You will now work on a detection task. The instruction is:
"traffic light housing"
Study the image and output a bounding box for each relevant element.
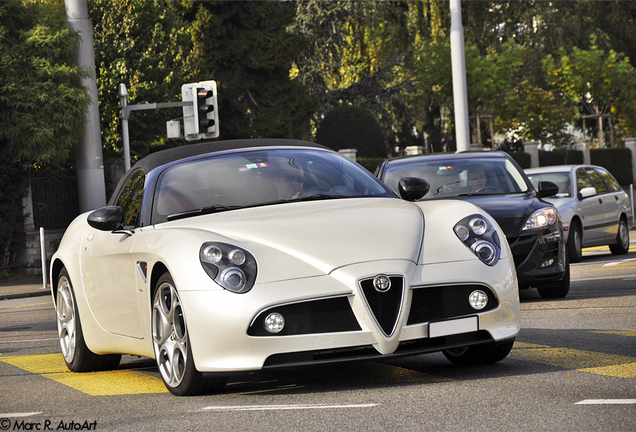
[181,80,219,140]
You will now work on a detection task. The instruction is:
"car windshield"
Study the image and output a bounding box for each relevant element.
[382,157,529,199]
[152,148,394,223]
[526,172,572,198]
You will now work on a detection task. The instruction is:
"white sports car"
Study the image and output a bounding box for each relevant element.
[51,139,520,396]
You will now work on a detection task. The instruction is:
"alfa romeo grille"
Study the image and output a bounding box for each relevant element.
[359,276,404,336]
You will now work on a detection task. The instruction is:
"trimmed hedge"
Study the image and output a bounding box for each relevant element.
[356,157,385,174]
[539,150,584,166]
[591,148,633,185]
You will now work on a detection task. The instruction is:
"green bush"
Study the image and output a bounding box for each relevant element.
[356,157,386,174]
[539,150,583,166]
[506,152,532,169]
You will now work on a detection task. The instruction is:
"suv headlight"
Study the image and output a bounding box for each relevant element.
[200,242,257,293]
[454,214,501,266]
[522,207,557,231]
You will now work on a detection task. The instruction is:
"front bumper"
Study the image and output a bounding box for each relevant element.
[508,226,567,287]
[181,257,520,373]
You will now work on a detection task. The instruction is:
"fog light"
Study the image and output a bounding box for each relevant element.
[264,313,285,333]
[469,290,488,310]
[541,258,555,268]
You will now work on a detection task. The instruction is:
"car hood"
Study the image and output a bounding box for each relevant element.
[158,198,425,283]
[450,194,546,236]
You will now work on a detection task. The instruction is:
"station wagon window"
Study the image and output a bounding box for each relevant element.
[585,167,608,193]
[575,168,593,192]
[595,167,621,192]
[115,169,145,227]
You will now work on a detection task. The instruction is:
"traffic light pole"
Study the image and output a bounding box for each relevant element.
[118,83,193,172]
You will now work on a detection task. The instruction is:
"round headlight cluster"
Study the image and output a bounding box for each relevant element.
[200,242,257,293]
[454,214,501,266]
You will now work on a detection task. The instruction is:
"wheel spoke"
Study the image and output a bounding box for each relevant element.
[56,277,76,363]
[153,279,189,389]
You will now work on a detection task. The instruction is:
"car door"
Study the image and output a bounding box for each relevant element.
[79,169,146,338]
[593,167,622,240]
[576,167,607,246]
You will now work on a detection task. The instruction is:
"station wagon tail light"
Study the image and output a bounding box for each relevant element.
[522,207,557,231]
[200,242,257,293]
[454,215,501,266]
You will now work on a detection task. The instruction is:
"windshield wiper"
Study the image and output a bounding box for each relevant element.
[167,204,241,221]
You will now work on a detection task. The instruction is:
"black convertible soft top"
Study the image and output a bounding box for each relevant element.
[132,139,330,173]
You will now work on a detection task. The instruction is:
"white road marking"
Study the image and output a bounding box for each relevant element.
[575,399,636,405]
[198,403,379,412]
[0,412,42,418]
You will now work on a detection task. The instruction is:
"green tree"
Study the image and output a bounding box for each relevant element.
[183,1,315,140]
[543,37,636,138]
[0,0,90,164]
[89,0,192,161]
[0,0,88,270]
[315,105,386,157]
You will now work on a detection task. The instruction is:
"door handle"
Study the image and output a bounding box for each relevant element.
[598,198,603,205]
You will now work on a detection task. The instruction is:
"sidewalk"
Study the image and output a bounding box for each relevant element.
[0,276,51,301]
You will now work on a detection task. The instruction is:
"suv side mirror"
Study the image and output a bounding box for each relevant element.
[398,177,430,201]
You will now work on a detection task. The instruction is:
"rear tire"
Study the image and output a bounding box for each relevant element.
[443,339,515,366]
[609,218,629,255]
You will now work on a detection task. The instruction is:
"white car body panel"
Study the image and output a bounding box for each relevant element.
[52,198,519,370]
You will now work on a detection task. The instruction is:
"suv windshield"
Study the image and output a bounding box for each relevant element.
[152,148,394,224]
[383,157,529,199]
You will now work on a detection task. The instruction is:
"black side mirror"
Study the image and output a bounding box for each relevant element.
[398,177,430,201]
[87,206,125,231]
[537,181,559,198]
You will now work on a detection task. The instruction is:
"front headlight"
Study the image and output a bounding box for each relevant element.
[522,207,557,231]
[454,214,501,266]
[200,242,257,293]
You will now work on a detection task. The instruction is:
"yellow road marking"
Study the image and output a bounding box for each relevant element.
[592,330,636,337]
[0,353,168,395]
[510,343,636,378]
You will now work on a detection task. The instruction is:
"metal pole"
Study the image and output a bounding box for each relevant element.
[450,0,470,152]
[118,84,131,172]
[39,227,47,290]
[65,0,107,211]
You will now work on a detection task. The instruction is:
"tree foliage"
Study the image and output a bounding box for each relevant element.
[315,105,386,157]
[0,0,89,165]
[182,1,315,140]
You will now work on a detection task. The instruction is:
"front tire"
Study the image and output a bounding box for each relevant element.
[609,218,629,255]
[567,221,582,263]
[152,273,226,396]
[443,339,515,366]
[55,268,121,372]
[537,257,570,299]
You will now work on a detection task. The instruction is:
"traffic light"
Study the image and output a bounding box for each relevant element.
[181,80,219,140]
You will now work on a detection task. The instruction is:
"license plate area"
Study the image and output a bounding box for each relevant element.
[429,316,478,338]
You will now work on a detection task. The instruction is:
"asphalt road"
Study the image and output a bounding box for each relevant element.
[0,242,634,431]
